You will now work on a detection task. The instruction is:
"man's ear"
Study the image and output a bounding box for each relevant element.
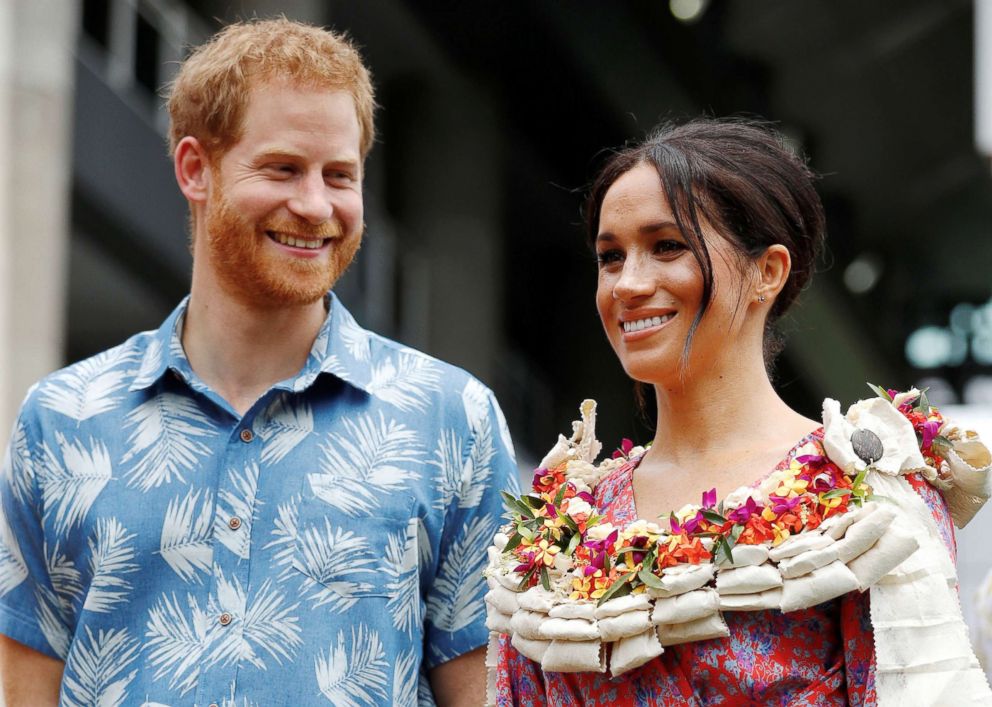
[755,244,791,302]
[174,136,211,204]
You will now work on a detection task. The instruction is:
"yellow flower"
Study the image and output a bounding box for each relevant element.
[570,570,610,600]
[772,525,791,546]
[818,492,844,510]
[775,473,809,498]
[533,539,560,567]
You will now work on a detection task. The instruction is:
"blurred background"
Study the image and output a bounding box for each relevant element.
[1,0,991,676]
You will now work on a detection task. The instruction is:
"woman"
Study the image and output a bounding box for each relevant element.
[489,118,991,705]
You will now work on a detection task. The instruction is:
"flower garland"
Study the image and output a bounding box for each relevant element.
[498,386,944,605]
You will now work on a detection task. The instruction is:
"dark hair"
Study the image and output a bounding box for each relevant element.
[585,116,826,367]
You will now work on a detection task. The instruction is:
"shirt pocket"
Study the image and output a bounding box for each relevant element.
[291,488,419,604]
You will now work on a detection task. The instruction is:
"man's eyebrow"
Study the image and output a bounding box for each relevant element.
[252,149,359,167]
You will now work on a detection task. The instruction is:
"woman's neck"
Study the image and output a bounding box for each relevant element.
[649,359,816,467]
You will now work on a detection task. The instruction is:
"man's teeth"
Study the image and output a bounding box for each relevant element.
[272,233,325,249]
[622,314,674,333]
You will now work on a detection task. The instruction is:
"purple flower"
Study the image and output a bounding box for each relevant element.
[612,438,635,459]
[531,469,548,487]
[809,471,835,493]
[701,488,717,509]
[584,530,618,552]
[544,502,558,518]
[727,497,758,523]
[921,420,941,450]
[577,491,595,503]
[768,494,801,514]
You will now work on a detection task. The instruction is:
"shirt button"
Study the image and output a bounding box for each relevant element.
[239,428,254,443]
[228,516,242,530]
[218,612,233,626]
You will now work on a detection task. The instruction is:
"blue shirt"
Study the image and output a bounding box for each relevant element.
[0,293,518,706]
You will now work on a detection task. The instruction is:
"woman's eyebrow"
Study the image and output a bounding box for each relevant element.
[639,220,678,234]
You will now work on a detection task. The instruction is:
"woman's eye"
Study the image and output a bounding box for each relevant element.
[596,250,623,267]
[655,239,686,256]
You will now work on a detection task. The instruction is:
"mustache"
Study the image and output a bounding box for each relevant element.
[260,217,344,239]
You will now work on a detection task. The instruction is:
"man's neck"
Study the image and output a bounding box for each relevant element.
[182,280,328,417]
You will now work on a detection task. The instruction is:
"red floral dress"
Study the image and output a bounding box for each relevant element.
[495,429,956,706]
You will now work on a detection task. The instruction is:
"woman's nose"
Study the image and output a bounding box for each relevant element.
[612,256,657,302]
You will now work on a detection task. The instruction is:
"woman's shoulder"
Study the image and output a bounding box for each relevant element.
[821,385,991,528]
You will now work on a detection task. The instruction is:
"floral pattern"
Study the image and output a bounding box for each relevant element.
[0,293,519,706]
[495,429,955,706]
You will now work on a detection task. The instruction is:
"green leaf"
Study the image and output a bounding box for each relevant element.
[637,567,665,589]
[821,488,853,500]
[603,552,611,574]
[523,494,547,509]
[713,537,732,566]
[553,484,568,506]
[867,382,893,401]
[509,499,536,520]
[516,524,535,541]
[540,566,551,591]
[852,467,868,490]
[596,572,634,605]
[701,510,727,525]
[517,566,536,591]
[729,524,744,543]
[917,389,930,412]
[931,435,953,455]
[565,532,582,556]
[503,532,523,553]
[561,515,579,533]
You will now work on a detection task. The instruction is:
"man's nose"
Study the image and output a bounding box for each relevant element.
[287,172,333,224]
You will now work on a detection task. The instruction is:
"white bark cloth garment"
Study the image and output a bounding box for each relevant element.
[484,393,992,703]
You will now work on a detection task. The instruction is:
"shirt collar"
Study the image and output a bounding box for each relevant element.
[128,292,375,395]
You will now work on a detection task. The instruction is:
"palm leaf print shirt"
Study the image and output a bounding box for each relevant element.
[0,292,519,706]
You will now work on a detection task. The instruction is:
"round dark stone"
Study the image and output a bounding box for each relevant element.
[851,428,884,465]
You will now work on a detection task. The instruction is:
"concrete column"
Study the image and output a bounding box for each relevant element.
[0,0,77,439]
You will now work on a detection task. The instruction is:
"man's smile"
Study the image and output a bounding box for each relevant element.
[266,231,332,250]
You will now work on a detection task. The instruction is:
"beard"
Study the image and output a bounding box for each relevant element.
[203,186,361,309]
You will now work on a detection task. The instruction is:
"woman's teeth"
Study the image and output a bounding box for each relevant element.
[271,232,325,249]
[622,313,674,333]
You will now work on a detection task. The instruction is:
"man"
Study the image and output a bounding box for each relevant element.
[0,18,517,706]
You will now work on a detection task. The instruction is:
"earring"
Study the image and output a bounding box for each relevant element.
[758,294,767,303]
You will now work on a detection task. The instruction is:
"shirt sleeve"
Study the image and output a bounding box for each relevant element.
[0,408,71,660]
[423,381,520,668]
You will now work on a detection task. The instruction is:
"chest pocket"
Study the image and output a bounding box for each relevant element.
[292,474,419,606]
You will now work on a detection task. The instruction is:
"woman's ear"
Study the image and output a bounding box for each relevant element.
[755,244,791,303]
[174,136,211,204]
